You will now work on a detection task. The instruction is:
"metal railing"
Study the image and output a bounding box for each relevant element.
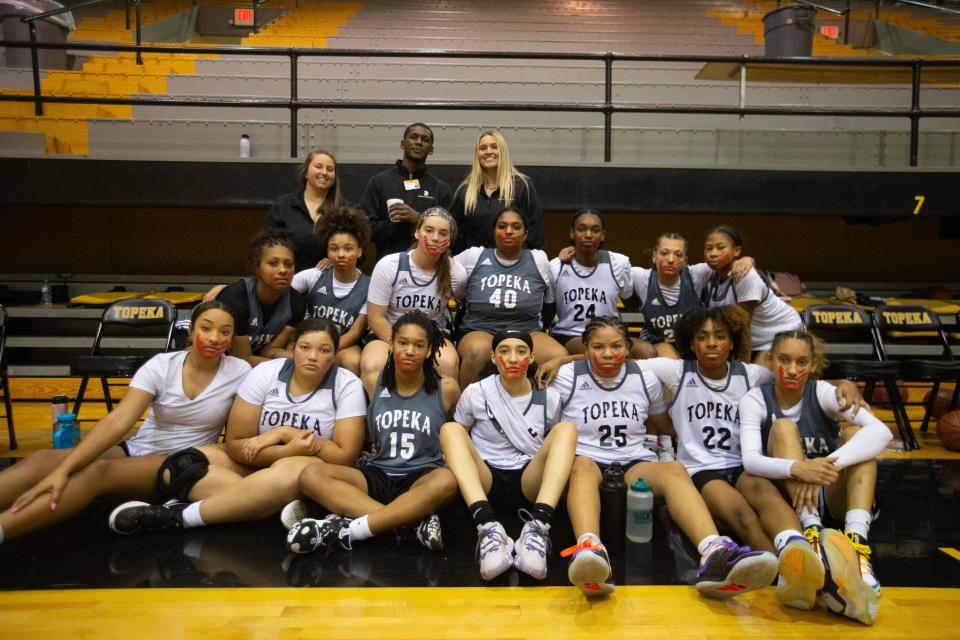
[1,40,959,165]
[777,0,960,44]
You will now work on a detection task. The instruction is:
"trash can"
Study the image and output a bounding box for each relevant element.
[763,4,816,57]
[0,0,75,69]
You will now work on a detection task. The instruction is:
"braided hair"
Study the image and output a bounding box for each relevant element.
[381,311,444,394]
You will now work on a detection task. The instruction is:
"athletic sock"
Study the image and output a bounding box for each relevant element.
[348,515,373,542]
[844,509,872,540]
[530,502,555,526]
[798,506,822,530]
[180,502,205,529]
[697,534,721,556]
[468,500,497,527]
[774,529,804,553]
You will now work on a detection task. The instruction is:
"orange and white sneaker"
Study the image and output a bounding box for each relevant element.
[561,534,615,597]
[776,535,825,610]
[845,531,881,596]
[819,528,879,626]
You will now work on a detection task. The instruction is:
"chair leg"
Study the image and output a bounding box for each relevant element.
[100,377,114,412]
[920,381,940,433]
[863,380,876,403]
[72,375,90,418]
[884,378,918,451]
[949,383,960,414]
[1,374,14,450]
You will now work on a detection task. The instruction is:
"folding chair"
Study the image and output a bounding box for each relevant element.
[873,304,960,439]
[801,303,913,449]
[0,305,16,450]
[71,298,177,419]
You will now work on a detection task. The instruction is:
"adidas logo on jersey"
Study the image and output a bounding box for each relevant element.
[650,298,661,306]
[250,318,258,327]
[686,378,698,388]
[267,388,280,397]
[578,380,592,391]
[481,258,493,266]
[318,286,327,295]
[379,388,391,398]
[397,276,410,286]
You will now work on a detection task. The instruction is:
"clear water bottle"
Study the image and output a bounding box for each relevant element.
[40,281,53,305]
[51,395,69,433]
[626,478,654,543]
[599,462,627,553]
[53,412,80,449]
[240,134,251,158]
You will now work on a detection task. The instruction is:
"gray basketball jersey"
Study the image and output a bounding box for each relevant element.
[559,359,657,465]
[307,268,370,335]
[759,381,839,458]
[643,267,703,343]
[244,277,292,354]
[553,250,621,337]
[463,248,546,333]
[667,359,750,474]
[366,374,447,475]
[391,252,447,326]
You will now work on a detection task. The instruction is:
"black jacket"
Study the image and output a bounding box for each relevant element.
[262,190,357,272]
[449,175,544,254]
[360,160,453,258]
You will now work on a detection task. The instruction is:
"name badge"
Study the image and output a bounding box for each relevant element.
[404,179,421,191]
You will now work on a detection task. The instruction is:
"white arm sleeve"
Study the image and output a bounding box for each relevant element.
[739,389,795,479]
[611,252,634,300]
[367,254,400,307]
[816,381,893,469]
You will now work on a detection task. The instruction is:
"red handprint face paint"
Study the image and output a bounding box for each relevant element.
[499,354,530,379]
[194,333,229,359]
[773,337,814,392]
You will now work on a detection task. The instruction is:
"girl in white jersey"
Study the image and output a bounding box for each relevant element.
[0,302,250,543]
[739,331,889,625]
[291,207,372,376]
[455,208,567,388]
[287,311,460,557]
[362,207,466,381]
[702,225,802,359]
[106,318,367,536]
[441,329,577,581]
[550,316,777,599]
[549,209,654,360]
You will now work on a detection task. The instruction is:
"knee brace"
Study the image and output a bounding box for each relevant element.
[156,448,210,502]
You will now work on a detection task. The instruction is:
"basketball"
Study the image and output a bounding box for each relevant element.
[923,385,955,419]
[936,410,960,451]
[869,383,907,405]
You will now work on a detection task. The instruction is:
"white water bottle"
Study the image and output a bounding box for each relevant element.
[240,134,251,158]
[626,478,653,543]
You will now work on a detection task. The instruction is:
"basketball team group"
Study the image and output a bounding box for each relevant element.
[0,124,889,626]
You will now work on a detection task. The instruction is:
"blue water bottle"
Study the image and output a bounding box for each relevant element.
[53,412,80,449]
[626,478,654,543]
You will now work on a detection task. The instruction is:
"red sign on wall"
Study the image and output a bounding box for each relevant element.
[235,8,254,27]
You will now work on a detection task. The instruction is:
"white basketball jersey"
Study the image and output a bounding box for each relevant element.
[668,360,750,474]
[559,359,658,465]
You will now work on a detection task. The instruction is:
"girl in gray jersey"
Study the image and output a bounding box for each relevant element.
[455,208,567,388]
[441,329,578,581]
[288,311,461,556]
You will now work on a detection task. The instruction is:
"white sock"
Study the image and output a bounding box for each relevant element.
[844,509,872,540]
[0,521,5,545]
[578,531,601,545]
[180,502,205,529]
[798,506,822,530]
[697,534,721,555]
[348,515,373,542]
[774,529,804,553]
[658,435,674,451]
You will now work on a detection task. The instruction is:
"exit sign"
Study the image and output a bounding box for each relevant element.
[820,25,839,39]
[235,8,254,26]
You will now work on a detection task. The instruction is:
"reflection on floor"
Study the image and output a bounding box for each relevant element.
[1,459,958,591]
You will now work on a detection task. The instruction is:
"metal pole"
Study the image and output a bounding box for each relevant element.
[739,62,747,120]
[253,0,259,35]
[135,0,142,65]
[843,1,851,45]
[124,0,130,30]
[290,52,299,158]
[27,21,43,116]
[603,53,612,162]
[875,0,880,19]
[909,62,921,167]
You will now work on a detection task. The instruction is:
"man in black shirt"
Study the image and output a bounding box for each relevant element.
[360,123,453,259]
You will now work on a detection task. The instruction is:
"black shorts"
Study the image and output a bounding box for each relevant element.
[550,331,581,346]
[118,442,132,456]
[486,463,533,511]
[596,457,656,475]
[691,466,744,492]
[360,464,435,504]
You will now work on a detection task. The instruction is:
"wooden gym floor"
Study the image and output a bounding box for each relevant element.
[1,379,959,639]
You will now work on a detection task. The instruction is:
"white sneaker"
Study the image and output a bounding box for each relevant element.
[513,509,551,580]
[562,534,615,597]
[476,521,514,580]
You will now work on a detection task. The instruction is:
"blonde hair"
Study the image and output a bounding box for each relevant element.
[458,130,529,215]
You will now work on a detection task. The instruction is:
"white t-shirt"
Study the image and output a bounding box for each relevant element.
[705,268,802,350]
[367,251,467,327]
[631,262,713,305]
[292,268,369,316]
[456,247,555,303]
[739,380,892,479]
[454,379,562,470]
[125,351,251,457]
[237,358,367,438]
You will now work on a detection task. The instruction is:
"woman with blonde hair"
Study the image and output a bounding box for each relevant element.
[450,130,544,254]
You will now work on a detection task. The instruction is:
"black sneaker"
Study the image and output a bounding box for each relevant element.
[108,500,187,535]
[286,514,352,556]
[695,537,779,599]
[415,514,443,551]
